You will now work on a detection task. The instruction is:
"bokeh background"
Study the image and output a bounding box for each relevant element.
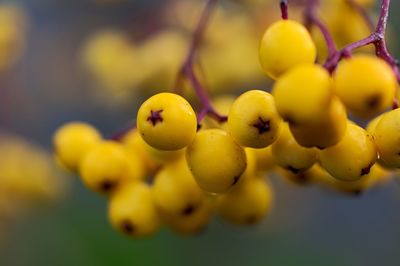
[0,0,400,265]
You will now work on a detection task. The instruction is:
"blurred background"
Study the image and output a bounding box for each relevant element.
[0,0,400,265]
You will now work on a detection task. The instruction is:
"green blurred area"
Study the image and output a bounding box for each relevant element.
[1,1,400,266]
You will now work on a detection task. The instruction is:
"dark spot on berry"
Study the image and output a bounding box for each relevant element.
[294,172,310,184]
[182,204,196,216]
[360,162,374,176]
[316,146,325,150]
[287,166,301,174]
[252,117,271,134]
[121,220,136,234]
[232,175,241,186]
[351,189,363,196]
[147,109,164,126]
[100,180,116,192]
[246,215,258,225]
[366,94,381,109]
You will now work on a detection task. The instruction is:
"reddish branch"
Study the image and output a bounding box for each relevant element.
[176,0,227,126]
[280,0,289,20]
[303,0,399,83]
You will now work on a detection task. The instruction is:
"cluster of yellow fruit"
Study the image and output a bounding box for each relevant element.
[53,118,274,237]
[54,0,398,238]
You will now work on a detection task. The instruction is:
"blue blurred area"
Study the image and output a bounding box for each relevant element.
[0,1,400,266]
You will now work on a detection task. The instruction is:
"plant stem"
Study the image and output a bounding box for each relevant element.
[280,0,289,20]
[323,0,399,83]
[177,0,227,126]
[304,0,337,60]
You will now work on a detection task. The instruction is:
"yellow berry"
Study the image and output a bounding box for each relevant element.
[251,146,275,173]
[79,141,129,194]
[152,158,204,216]
[53,122,102,171]
[320,123,377,181]
[137,93,197,151]
[161,198,212,236]
[228,90,282,148]
[289,96,347,149]
[273,64,333,125]
[217,177,273,225]
[124,149,146,182]
[373,109,400,168]
[366,114,383,134]
[271,123,318,173]
[108,182,160,237]
[259,20,317,79]
[333,55,397,118]
[186,129,247,194]
[121,129,161,176]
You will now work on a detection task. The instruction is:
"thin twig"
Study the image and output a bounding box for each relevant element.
[176,0,227,126]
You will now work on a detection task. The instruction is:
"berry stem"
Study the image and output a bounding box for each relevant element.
[323,0,400,83]
[304,0,337,59]
[175,0,227,126]
[280,0,289,20]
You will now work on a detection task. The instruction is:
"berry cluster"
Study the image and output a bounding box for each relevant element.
[54,0,399,238]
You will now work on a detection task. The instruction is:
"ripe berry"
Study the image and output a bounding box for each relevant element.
[271,123,318,173]
[289,96,347,149]
[228,90,281,148]
[333,55,397,118]
[53,122,102,171]
[272,64,333,125]
[217,177,273,225]
[79,141,129,195]
[251,146,275,173]
[320,123,377,181]
[108,182,160,237]
[186,129,247,194]
[259,20,316,79]
[372,109,400,168]
[137,93,197,151]
[161,198,212,236]
[152,158,204,216]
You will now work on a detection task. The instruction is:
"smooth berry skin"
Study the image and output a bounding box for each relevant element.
[228,90,282,148]
[251,146,276,173]
[289,96,347,149]
[137,93,197,151]
[53,122,102,171]
[273,64,333,125]
[333,55,397,118]
[320,123,377,182]
[259,20,316,79]
[186,129,247,194]
[217,177,273,226]
[108,182,160,238]
[79,141,129,195]
[372,109,400,168]
[152,158,204,217]
[271,123,318,173]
